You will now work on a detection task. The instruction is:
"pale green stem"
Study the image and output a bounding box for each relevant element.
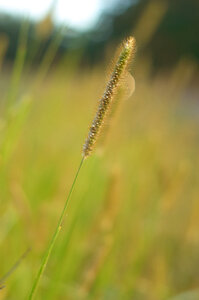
[29,157,84,299]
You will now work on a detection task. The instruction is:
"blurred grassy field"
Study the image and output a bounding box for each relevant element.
[1,10,199,300]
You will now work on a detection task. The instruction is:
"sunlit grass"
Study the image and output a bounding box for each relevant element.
[0,14,199,300]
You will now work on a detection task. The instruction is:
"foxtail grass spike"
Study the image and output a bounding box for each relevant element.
[82,36,136,158]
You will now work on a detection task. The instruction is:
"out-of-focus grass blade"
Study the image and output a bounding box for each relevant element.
[1,94,32,163]
[32,26,66,87]
[0,248,30,289]
[133,0,168,48]
[6,19,29,110]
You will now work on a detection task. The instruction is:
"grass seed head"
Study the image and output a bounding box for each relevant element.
[83,36,136,158]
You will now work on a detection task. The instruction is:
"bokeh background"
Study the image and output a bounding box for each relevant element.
[0,0,199,299]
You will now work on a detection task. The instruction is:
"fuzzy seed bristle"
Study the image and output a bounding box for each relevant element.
[83,36,136,158]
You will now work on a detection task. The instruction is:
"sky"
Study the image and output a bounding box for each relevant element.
[0,0,111,30]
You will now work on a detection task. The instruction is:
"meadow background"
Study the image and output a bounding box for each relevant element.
[0,0,199,299]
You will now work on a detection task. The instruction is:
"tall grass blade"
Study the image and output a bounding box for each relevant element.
[29,157,84,299]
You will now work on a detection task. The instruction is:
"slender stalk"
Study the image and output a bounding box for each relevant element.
[29,157,84,299]
[29,36,135,299]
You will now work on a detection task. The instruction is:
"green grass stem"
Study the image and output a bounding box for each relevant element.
[29,157,84,299]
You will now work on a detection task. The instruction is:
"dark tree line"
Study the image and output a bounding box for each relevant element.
[0,0,198,71]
